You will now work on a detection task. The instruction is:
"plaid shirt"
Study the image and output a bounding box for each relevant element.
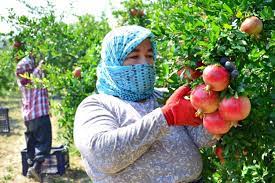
[16,56,50,121]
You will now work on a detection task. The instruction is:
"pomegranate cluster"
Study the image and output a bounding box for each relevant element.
[190,64,251,139]
[177,16,261,139]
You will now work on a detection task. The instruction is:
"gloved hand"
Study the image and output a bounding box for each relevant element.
[161,85,202,126]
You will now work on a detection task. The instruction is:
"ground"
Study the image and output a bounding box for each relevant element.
[0,92,92,183]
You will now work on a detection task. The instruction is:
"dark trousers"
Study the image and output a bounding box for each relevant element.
[24,115,52,165]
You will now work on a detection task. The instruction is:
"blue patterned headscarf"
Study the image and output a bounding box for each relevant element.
[96,25,157,101]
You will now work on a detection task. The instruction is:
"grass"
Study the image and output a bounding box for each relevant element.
[0,91,92,183]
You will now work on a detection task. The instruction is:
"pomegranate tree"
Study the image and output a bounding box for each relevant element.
[240,16,263,36]
[219,96,251,125]
[190,84,220,117]
[116,1,273,182]
[202,64,230,91]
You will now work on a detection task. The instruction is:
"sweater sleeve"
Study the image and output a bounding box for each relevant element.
[185,125,217,148]
[33,67,44,79]
[74,96,170,174]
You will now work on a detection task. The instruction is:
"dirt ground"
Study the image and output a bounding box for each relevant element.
[0,92,92,183]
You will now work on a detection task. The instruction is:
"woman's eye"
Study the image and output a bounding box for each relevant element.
[130,56,139,59]
[147,55,153,58]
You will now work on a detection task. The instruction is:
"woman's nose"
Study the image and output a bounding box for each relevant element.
[138,57,147,64]
[137,56,151,64]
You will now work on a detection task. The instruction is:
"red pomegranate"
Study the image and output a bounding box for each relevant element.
[130,9,144,17]
[203,64,230,91]
[13,41,22,48]
[73,67,82,78]
[130,9,138,16]
[190,84,220,117]
[240,16,263,35]
[219,96,251,122]
[203,111,232,135]
[215,146,225,164]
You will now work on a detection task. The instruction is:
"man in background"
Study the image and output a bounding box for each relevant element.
[16,51,52,181]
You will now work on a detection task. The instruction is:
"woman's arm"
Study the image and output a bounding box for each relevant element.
[74,96,169,174]
[185,125,217,148]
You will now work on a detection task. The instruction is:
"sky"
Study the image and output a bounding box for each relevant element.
[0,0,123,33]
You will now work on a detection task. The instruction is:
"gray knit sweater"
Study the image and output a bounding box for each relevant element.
[74,90,216,183]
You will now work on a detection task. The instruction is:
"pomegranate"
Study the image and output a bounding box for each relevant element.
[203,111,232,135]
[219,96,251,122]
[13,41,22,48]
[215,146,225,164]
[130,9,144,17]
[203,64,230,91]
[240,16,263,36]
[73,67,81,78]
[177,67,202,81]
[138,10,145,16]
[190,84,220,117]
[130,9,138,16]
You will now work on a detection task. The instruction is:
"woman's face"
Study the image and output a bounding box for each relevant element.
[123,39,154,66]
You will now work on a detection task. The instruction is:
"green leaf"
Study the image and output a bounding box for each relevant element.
[239,40,247,46]
[223,23,232,29]
[237,84,245,93]
[223,4,233,15]
[270,55,275,64]
[249,49,266,60]
[232,45,246,53]
[236,10,243,18]
[269,31,275,47]
[260,6,274,19]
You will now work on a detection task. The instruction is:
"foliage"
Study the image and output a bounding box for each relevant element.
[0,44,18,95]
[114,0,274,182]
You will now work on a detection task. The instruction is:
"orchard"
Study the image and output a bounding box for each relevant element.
[0,0,274,182]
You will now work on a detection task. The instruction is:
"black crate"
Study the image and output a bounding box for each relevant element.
[21,145,69,176]
[0,107,10,133]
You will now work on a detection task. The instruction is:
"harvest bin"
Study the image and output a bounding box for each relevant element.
[0,107,10,133]
[21,145,69,176]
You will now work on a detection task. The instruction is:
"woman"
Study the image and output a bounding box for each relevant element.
[74,25,216,183]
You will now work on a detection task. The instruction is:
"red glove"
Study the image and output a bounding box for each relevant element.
[161,85,202,126]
